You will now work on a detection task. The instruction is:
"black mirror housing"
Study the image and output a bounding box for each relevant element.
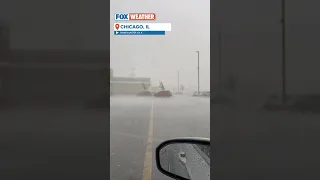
[155,137,210,180]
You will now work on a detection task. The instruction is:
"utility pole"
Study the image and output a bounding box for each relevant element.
[177,70,180,92]
[218,31,222,86]
[196,51,200,95]
[281,0,287,105]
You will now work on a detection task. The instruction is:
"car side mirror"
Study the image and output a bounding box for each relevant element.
[155,138,210,180]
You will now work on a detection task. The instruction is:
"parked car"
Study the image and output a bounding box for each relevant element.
[154,90,172,97]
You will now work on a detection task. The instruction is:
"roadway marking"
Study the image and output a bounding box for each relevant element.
[142,99,155,180]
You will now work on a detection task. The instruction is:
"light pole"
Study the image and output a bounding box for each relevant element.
[177,70,180,92]
[281,0,287,105]
[196,51,200,95]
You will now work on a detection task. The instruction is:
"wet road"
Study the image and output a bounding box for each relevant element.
[110,95,210,180]
[0,95,209,180]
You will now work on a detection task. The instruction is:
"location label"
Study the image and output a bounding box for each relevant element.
[115,24,120,30]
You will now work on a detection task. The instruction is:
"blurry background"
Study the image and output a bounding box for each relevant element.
[110,0,210,93]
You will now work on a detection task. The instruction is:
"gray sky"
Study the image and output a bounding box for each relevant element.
[110,0,210,91]
[2,0,320,94]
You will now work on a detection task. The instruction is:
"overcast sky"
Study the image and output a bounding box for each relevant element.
[2,0,320,93]
[110,0,210,91]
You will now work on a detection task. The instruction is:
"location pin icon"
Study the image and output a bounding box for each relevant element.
[115,24,120,30]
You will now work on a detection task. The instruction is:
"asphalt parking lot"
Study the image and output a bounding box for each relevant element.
[110,95,210,180]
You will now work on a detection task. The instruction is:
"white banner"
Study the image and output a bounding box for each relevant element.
[114,23,171,31]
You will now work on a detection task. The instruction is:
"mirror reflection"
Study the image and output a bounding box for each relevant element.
[159,143,210,180]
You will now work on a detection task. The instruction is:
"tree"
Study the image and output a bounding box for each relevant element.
[159,81,165,91]
[180,84,184,92]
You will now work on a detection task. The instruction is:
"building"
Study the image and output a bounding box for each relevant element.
[110,69,151,95]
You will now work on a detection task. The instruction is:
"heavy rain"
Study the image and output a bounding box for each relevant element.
[110,0,210,179]
[2,0,320,180]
